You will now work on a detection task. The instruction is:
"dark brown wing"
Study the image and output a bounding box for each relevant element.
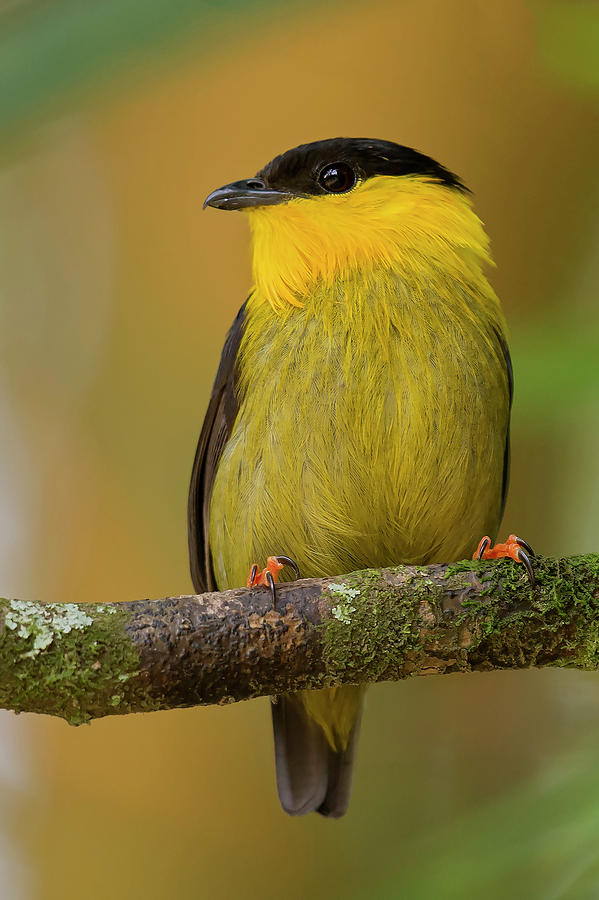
[187,303,246,592]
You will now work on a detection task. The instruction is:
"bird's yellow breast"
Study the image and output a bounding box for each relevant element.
[208,260,509,589]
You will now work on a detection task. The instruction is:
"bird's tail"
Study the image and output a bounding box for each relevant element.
[271,685,364,817]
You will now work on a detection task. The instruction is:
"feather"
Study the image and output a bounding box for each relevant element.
[318,712,362,818]
[271,691,363,818]
[271,696,328,816]
[188,302,246,592]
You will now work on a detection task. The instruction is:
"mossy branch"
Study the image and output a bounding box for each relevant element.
[2,554,599,725]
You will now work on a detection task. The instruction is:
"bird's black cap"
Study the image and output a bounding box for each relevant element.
[204,137,467,210]
[259,137,467,195]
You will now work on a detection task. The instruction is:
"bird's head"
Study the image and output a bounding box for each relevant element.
[204,138,491,311]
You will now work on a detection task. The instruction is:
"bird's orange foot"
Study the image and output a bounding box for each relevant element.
[246,555,300,608]
[473,534,536,586]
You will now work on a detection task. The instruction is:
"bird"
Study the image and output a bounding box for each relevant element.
[188,137,518,818]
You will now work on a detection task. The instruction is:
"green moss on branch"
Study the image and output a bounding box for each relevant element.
[323,569,426,681]
[0,599,142,724]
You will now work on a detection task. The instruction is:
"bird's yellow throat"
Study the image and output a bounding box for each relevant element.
[246,174,495,313]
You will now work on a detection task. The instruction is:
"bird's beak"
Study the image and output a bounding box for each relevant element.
[203,178,294,211]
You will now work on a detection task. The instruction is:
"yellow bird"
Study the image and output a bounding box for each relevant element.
[188,138,515,817]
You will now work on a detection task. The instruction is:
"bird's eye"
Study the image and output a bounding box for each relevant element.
[317,162,356,194]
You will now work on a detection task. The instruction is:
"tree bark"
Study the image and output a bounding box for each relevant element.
[1,554,599,724]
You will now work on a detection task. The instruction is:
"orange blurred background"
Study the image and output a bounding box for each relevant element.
[1,1,598,897]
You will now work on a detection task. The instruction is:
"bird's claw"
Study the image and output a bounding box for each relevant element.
[272,555,301,580]
[247,555,301,608]
[473,533,536,587]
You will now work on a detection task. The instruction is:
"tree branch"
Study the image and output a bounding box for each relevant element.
[1,554,599,724]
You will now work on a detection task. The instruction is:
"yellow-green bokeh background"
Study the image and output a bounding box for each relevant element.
[1,1,598,897]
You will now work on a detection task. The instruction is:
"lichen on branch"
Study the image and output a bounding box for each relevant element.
[0,598,141,724]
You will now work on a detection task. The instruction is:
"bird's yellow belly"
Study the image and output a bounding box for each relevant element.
[209,273,509,589]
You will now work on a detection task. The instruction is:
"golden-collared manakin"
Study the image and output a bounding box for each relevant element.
[188,138,512,817]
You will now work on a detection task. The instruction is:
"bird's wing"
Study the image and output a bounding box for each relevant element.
[187,302,246,592]
[494,326,513,524]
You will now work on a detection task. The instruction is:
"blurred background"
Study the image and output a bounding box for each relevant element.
[0,0,598,897]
